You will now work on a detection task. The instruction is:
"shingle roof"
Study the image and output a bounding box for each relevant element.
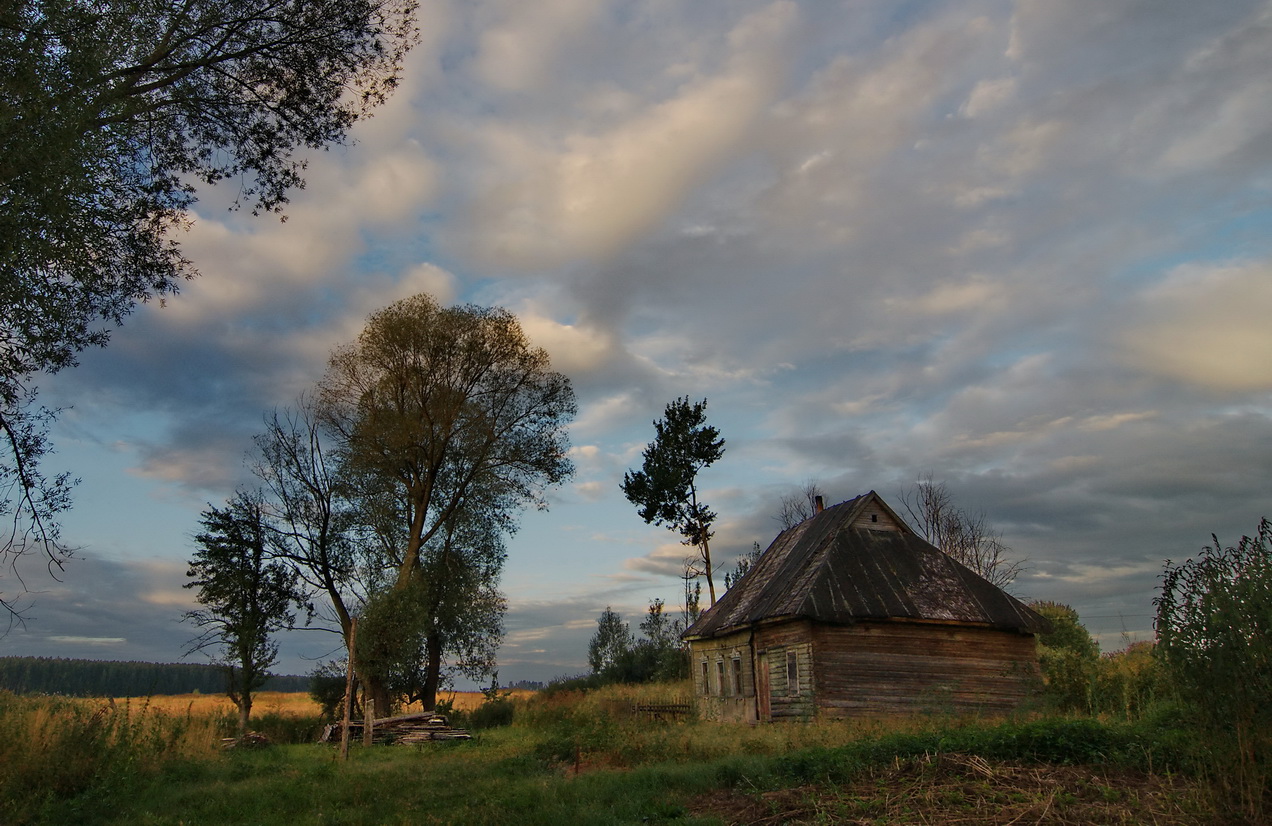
[683,491,1048,640]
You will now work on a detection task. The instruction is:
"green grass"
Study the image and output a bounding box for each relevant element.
[0,687,1223,825]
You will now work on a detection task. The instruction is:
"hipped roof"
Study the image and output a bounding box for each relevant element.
[683,492,1048,640]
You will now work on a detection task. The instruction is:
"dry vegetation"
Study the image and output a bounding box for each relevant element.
[124,690,528,718]
[689,754,1210,825]
[0,683,1231,825]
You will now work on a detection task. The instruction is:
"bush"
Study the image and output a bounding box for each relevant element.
[1092,641,1162,720]
[469,696,515,729]
[1030,601,1099,713]
[1156,520,1272,820]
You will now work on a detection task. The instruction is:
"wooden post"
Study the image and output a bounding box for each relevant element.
[340,618,357,761]
[363,698,374,747]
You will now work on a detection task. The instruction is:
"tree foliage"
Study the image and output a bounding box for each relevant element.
[1155,520,1272,818]
[312,294,575,711]
[586,600,687,685]
[899,473,1023,589]
[724,542,762,591]
[182,493,306,734]
[0,656,307,696]
[1030,600,1099,713]
[621,397,725,604]
[0,0,417,611]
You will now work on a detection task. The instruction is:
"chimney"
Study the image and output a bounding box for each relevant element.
[814,495,825,514]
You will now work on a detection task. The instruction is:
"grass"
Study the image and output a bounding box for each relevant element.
[0,685,1228,825]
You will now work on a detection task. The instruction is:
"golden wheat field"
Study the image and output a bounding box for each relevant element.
[115,690,533,717]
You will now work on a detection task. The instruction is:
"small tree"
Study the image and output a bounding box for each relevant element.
[184,494,305,735]
[1156,520,1272,819]
[899,473,1023,589]
[724,543,763,591]
[775,481,825,530]
[587,607,633,680]
[1030,600,1099,713]
[621,397,726,604]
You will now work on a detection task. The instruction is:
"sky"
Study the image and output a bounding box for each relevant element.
[5,0,1272,688]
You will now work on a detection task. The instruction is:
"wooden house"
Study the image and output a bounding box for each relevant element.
[682,491,1048,722]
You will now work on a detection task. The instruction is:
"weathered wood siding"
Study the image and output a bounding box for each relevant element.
[810,621,1039,717]
[690,630,756,723]
[851,507,902,531]
[754,621,815,722]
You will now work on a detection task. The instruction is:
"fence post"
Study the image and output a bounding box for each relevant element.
[340,618,357,761]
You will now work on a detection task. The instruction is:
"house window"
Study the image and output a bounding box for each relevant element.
[731,657,743,696]
[700,660,709,694]
[717,660,727,696]
[786,650,799,696]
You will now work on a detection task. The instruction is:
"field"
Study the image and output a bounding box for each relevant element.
[123,690,526,717]
[0,684,1230,825]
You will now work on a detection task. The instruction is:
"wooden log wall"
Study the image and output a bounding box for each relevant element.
[689,629,757,723]
[755,621,815,721]
[810,621,1040,717]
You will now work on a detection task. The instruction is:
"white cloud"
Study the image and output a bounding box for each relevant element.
[466,2,797,267]
[474,0,605,92]
[1122,259,1272,391]
[960,76,1017,119]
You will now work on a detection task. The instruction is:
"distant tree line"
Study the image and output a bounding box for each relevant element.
[0,657,307,697]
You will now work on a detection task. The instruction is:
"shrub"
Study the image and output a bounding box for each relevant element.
[1156,520,1272,820]
[469,696,515,729]
[1030,601,1099,713]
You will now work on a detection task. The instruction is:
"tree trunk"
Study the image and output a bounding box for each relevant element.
[359,670,393,719]
[237,696,251,737]
[420,632,443,711]
[701,535,717,606]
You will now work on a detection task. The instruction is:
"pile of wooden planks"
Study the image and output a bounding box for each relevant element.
[320,711,472,745]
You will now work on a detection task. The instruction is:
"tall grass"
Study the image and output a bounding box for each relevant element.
[0,681,1225,825]
[0,691,223,822]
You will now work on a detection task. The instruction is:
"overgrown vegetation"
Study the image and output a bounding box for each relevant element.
[0,684,1222,825]
[4,523,1267,823]
[1156,519,1272,821]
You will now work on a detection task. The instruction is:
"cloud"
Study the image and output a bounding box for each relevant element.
[1121,259,1272,391]
[464,2,797,268]
[473,0,606,93]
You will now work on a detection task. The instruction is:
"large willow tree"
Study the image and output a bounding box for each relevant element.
[316,294,575,711]
[0,0,417,614]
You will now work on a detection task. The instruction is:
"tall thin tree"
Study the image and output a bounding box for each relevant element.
[621,397,726,604]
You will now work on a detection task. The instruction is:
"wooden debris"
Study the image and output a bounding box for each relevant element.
[320,711,471,745]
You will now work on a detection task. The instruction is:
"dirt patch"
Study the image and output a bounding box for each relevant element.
[688,753,1216,825]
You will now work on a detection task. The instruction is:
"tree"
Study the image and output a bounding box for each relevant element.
[775,480,825,530]
[621,397,726,604]
[1155,520,1272,818]
[315,294,576,712]
[252,401,357,646]
[0,0,417,613]
[898,473,1023,589]
[587,607,633,679]
[586,600,686,684]
[1030,600,1099,713]
[182,493,305,735]
[724,542,762,591]
[353,495,508,709]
